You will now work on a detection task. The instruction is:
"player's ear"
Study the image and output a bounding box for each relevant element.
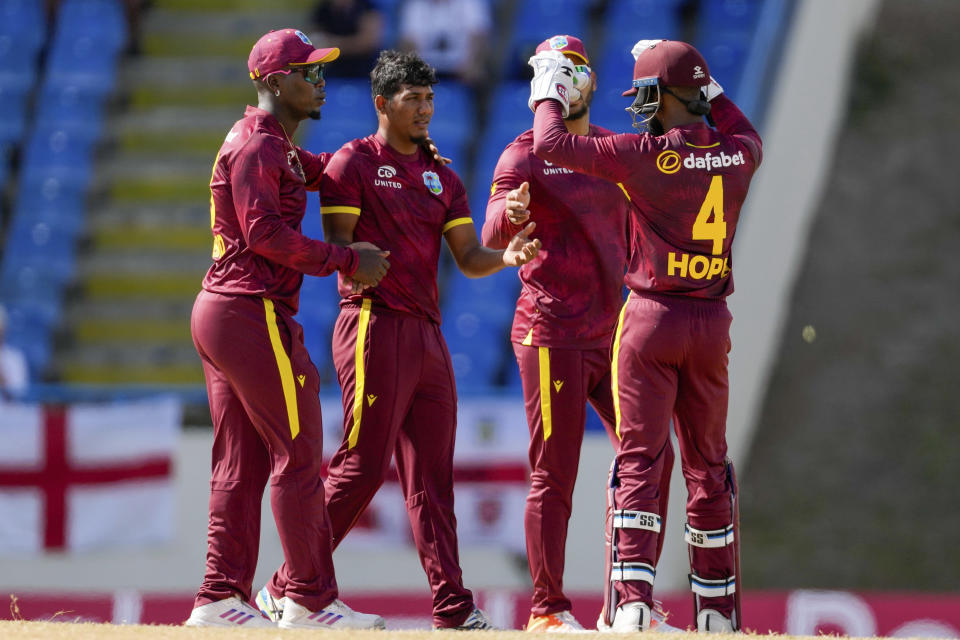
[374,94,388,114]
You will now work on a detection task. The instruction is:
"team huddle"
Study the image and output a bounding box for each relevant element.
[185,27,761,633]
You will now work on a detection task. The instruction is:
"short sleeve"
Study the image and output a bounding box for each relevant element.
[320,148,363,217]
[441,171,473,233]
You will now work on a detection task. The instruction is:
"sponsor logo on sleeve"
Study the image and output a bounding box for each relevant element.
[422,171,443,195]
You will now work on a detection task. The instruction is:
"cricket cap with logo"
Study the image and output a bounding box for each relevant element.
[248,29,340,80]
[622,39,709,96]
[535,34,589,65]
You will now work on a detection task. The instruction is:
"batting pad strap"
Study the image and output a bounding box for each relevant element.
[684,523,734,548]
[613,510,661,533]
[689,574,736,597]
[611,562,655,585]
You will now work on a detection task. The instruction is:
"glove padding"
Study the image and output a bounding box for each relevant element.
[704,76,724,101]
[631,39,666,60]
[528,50,575,117]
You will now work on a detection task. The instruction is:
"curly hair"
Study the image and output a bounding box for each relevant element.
[370,49,437,100]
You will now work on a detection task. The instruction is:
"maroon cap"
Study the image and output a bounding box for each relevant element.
[535,34,589,65]
[622,40,709,96]
[248,29,340,80]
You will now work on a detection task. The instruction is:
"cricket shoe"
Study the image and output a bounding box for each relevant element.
[613,601,650,632]
[184,596,275,628]
[651,600,682,632]
[280,598,386,630]
[526,610,588,633]
[442,607,497,630]
[598,600,680,633]
[255,585,286,622]
[697,608,734,633]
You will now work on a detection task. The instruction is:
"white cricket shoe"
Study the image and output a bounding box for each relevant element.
[184,596,275,628]
[279,598,386,630]
[611,602,651,632]
[255,585,286,622]
[697,609,734,633]
[444,607,497,630]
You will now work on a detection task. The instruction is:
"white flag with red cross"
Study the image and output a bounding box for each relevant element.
[0,397,180,553]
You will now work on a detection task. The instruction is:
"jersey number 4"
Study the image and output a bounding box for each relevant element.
[692,175,727,255]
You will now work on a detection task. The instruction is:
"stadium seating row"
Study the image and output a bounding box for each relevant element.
[0,0,127,380]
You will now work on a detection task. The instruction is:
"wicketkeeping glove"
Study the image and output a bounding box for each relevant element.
[704,76,724,101]
[528,50,575,117]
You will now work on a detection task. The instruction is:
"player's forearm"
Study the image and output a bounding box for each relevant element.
[480,209,517,250]
[246,221,357,276]
[455,246,508,278]
[710,95,763,164]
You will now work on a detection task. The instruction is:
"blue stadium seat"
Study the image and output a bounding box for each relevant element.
[486,81,536,141]
[597,0,683,77]
[0,0,47,52]
[55,0,128,53]
[0,84,29,146]
[504,0,594,78]
[33,81,108,138]
[695,0,763,99]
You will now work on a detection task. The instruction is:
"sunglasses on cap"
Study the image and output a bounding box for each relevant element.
[269,63,325,84]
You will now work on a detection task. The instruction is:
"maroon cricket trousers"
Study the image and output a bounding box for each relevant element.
[612,292,737,617]
[513,343,674,617]
[191,290,339,611]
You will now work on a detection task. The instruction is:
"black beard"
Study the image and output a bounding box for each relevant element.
[308,110,322,120]
[410,134,428,146]
[648,116,665,135]
[564,91,593,122]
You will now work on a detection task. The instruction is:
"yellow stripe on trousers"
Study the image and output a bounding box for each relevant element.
[538,346,553,441]
[348,298,373,449]
[263,299,300,440]
[611,293,631,440]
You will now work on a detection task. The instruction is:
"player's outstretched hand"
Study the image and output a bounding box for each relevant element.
[349,242,390,293]
[505,181,531,225]
[528,51,575,117]
[503,221,541,267]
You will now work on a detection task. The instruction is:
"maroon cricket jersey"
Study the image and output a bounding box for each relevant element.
[202,106,358,314]
[482,126,631,349]
[533,96,762,299]
[320,133,473,324]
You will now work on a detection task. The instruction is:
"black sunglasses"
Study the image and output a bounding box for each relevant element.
[273,64,325,84]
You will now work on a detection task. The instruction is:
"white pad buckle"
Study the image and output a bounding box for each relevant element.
[611,562,655,585]
[684,524,734,548]
[613,510,661,533]
[690,574,736,597]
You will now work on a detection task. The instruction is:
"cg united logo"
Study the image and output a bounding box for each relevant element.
[656,150,681,174]
[422,171,443,195]
[377,165,396,178]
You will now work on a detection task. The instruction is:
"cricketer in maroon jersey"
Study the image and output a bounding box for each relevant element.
[262,50,540,630]
[186,29,389,630]
[528,40,762,632]
[481,34,676,633]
